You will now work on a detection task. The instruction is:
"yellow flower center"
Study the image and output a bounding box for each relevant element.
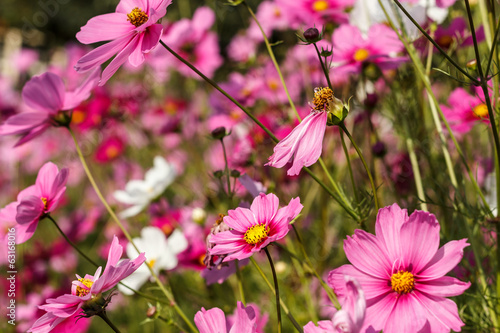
[244,223,270,245]
[354,48,370,62]
[146,259,156,269]
[437,35,453,48]
[312,87,335,112]
[127,7,149,27]
[391,271,415,294]
[473,103,489,118]
[312,0,329,12]
[105,146,120,159]
[71,110,86,124]
[268,79,280,91]
[75,278,94,297]
[41,197,48,210]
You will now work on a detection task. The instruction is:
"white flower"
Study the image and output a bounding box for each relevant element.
[118,227,188,295]
[113,156,176,218]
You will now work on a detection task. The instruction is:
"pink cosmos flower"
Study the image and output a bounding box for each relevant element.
[0,70,99,146]
[28,236,146,333]
[8,162,69,244]
[328,203,470,333]
[266,110,327,176]
[209,193,303,262]
[441,86,491,134]
[194,301,265,333]
[276,0,356,28]
[331,24,406,78]
[304,276,366,333]
[75,0,172,85]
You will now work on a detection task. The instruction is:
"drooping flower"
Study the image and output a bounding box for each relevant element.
[266,87,344,176]
[118,227,188,295]
[209,193,303,262]
[28,236,146,332]
[304,276,366,333]
[75,0,172,85]
[0,70,99,146]
[2,162,69,244]
[328,203,470,333]
[113,156,176,218]
[194,301,266,333]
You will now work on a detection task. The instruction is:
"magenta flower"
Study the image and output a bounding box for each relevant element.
[195,301,264,333]
[0,70,99,146]
[328,204,470,333]
[28,236,146,333]
[75,0,172,85]
[209,193,303,262]
[304,276,366,333]
[12,162,68,244]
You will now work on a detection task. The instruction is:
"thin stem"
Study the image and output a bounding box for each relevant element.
[220,138,232,199]
[485,15,500,76]
[391,0,479,84]
[68,127,197,333]
[402,123,428,211]
[339,123,380,211]
[313,43,332,89]
[264,248,282,333]
[98,312,121,333]
[235,261,246,305]
[46,214,99,268]
[244,1,300,121]
[250,257,303,332]
[339,130,359,203]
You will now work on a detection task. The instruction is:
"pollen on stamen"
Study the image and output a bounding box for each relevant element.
[244,223,270,245]
[41,197,48,210]
[127,7,149,27]
[312,87,335,112]
[391,270,415,294]
[75,278,94,297]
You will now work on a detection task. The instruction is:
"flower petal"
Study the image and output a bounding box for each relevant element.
[416,276,470,297]
[76,13,134,44]
[194,307,227,333]
[22,72,65,113]
[225,207,257,232]
[250,193,279,225]
[375,203,408,262]
[418,239,469,280]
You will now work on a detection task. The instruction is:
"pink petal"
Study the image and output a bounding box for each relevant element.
[116,0,148,14]
[76,13,134,44]
[229,301,257,333]
[269,197,303,240]
[382,293,428,333]
[411,291,466,332]
[416,276,470,297]
[304,320,335,333]
[63,68,100,110]
[14,217,39,244]
[141,24,163,53]
[35,162,59,196]
[344,230,392,279]
[128,32,146,67]
[22,72,65,113]
[399,210,440,273]
[192,7,215,34]
[194,307,227,333]
[375,203,408,262]
[16,195,44,225]
[250,193,279,224]
[28,313,66,333]
[361,293,397,332]
[0,112,49,136]
[418,239,469,280]
[225,207,257,232]
[99,34,141,85]
[12,123,51,147]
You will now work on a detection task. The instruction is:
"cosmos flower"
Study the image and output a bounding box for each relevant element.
[75,0,172,85]
[328,203,470,333]
[0,70,99,146]
[28,236,146,332]
[209,193,303,262]
[2,162,69,244]
[118,227,188,295]
[113,156,176,218]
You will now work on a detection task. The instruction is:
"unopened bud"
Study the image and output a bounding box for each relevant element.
[364,93,378,109]
[303,28,320,43]
[213,170,224,179]
[230,169,241,178]
[466,59,477,70]
[211,127,227,140]
[372,141,387,158]
[146,306,157,318]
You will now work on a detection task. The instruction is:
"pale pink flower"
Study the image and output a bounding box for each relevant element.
[0,70,99,146]
[304,276,366,333]
[8,162,69,244]
[28,236,146,333]
[195,301,265,333]
[328,203,470,333]
[75,0,172,85]
[209,193,303,262]
[266,110,328,176]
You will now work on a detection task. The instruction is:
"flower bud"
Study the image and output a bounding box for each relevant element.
[211,127,227,140]
[372,141,387,158]
[303,28,320,43]
[230,169,241,178]
[147,306,157,318]
[364,93,378,110]
[213,170,224,179]
[466,59,477,71]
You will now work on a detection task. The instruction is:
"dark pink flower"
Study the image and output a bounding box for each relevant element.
[0,71,98,146]
[75,0,172,85]
[209,193,303,262]
[28,236,146,333]
[328,204,470,333]
[12,162,69,244]
[195,301,266,333]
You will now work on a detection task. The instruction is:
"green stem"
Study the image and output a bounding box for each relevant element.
[98,312,121,333]
[313,43,332,89]
[68,127,197,333]
[339,130,358,203]
[250,257,303,332]
[235,261,246,305]
[338,123,379,211]
[46,214,99,268]
[244,1,300,121]
[264,248,282,333]
[220,138,232,199]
